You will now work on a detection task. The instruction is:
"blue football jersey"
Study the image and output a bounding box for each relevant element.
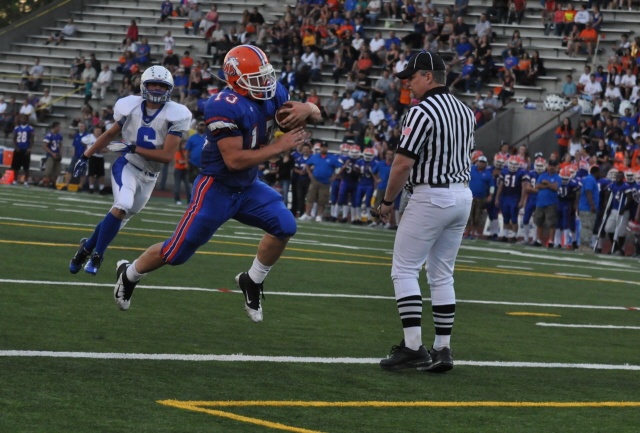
[356,159,376,186]
[558,178,581,202]
[14,124,34,151]
[499,167,525,198]
[43,132,63,158]
[200,82,289,188]
[608,181,631,209]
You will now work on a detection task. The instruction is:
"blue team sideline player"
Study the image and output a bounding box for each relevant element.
[112,45,321,322]
[11,114,34,186]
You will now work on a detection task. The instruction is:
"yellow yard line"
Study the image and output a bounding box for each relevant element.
[0,221,391,261]
[159,399,640,433]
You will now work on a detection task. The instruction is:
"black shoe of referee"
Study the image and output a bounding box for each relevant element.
[380,340,432,371]
[421,347,454,373]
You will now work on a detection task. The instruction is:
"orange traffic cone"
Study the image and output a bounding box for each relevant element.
[0,169,15,185]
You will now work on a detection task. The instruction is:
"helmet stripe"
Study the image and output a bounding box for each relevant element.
[245,44,267,65]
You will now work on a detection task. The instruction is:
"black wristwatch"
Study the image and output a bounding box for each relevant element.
[381,199,393,206]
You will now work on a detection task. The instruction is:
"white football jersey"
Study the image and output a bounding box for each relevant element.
[115,96,192,173]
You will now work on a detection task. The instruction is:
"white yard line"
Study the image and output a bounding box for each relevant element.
[0,350,638,370]
[537,322,640,330]
[555,273,592,278]
[1,279,637,311]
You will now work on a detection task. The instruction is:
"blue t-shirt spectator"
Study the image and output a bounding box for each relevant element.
[372,158,392,190]
[536,171,562,207]
[307,152,340,184]
[469,163,494,198]
[578,172,600,211]
[185,131,205,167]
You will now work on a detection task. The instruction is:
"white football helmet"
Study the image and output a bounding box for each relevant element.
[312,142,322,154]
[140,65,174,104]
[607,168,618,181]
[635,170,640,183]
[340,143,350,156]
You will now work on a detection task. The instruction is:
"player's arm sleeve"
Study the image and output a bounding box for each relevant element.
[204,99,243,139]
[395,106,428,160]
[167,106,193,138]
[113,98,132,127]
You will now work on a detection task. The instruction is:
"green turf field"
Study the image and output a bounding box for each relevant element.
[1,185,639,433]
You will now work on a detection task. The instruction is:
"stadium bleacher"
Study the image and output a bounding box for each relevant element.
[0,0,637,164]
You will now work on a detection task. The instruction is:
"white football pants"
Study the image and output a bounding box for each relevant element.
[391,183,472,306]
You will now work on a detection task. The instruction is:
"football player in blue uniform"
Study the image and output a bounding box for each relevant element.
[594,168,617,252]
[520,157,546,244]
[554,166,581,249]
[112,45,320,322]
[69,65,193,276]
[355,148,377,223]
[329,143,350,222]
[602,170,632,254]
[495,155,526,242]
[338,144,362,223]
[486,153,506,240]
[11,114,34,186]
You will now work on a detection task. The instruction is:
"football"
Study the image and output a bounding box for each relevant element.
[275,101,306,132]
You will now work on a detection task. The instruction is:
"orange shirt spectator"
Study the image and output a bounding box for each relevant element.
[399,82,411,106]
[174,150,187,170]
[579,27,597,44]
[563,8,576,24]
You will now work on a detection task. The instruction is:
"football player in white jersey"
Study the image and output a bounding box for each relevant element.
[69,65,193,275]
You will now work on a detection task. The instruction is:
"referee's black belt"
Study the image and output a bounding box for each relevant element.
[421,182,469,188]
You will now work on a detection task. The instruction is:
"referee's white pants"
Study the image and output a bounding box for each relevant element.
[391,183,472,306]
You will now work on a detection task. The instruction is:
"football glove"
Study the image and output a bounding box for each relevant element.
[73,155,88,178]
[107,140,137,154]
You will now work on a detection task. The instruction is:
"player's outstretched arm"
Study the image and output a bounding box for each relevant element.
[83,122,122,158]
[219,127,308,171]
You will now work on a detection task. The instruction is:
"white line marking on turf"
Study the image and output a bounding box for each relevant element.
[555,273,592,278]
[497,265,533,270]
[1,279,637,311]
[455,259,476,263]
[537,322,640,330]
[0,350,639,370]
[13,203,48,208]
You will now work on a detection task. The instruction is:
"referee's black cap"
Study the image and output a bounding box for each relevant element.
[395,51,446,79]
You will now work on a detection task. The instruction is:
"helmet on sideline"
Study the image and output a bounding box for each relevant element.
[507,155,520,172]
[559,166,572,183]
[471,149,483,163]
[607,168,618,181]
[534,157,547,174]
[363,147,375,162]
[348,145,361,159]
[494,153,507,169]
[340,143,350,156]
[140,65,174,104]
[625,169,635,183]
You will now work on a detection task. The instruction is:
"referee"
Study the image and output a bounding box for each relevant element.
[378,51,475,373]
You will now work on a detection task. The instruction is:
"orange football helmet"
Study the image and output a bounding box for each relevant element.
[223,44,276,100]
[363,148,376,162]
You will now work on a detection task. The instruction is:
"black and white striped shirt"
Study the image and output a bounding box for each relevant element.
[396,86,475,185]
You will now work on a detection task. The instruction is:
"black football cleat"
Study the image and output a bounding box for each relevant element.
[420,347,454,373]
